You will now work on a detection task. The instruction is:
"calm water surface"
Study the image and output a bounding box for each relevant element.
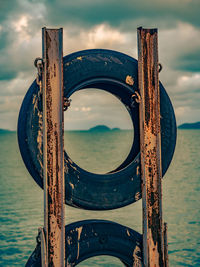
[0,130,199,266]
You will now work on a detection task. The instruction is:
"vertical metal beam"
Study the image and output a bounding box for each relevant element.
[137,27,164,266]
[42,28,65,267]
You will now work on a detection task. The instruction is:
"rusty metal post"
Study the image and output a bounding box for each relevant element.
[137,27,165,266]
[42,27,65,266]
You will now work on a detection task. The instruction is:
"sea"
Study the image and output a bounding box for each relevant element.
[0,129,199,266]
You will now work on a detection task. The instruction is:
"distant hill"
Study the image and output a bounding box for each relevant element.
[88,125,122,132]
[178,122,200,129]
[0,128,13,134]
[89,125,111,132]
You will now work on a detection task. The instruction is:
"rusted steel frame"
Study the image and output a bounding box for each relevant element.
[137,27,165,266]
[164,223,169,267]
[42,28,65,266]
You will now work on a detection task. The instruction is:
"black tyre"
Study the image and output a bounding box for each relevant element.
[18,49,176,210]
[26,220,142,266]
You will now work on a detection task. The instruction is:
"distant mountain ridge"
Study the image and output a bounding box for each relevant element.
[88,125,121,131]
[178,122,200,129]
[0,128,14,133]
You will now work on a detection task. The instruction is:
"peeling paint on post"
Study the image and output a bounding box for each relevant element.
[137,27,165,267]
[42,28,65,266]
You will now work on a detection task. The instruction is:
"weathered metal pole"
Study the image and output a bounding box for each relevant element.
[42,28,65,266]
[137,27,165,267]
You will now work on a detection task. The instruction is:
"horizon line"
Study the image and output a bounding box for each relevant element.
[1,121,200,132]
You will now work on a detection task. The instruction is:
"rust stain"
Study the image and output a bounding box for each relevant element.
[136,165,140,176]
[132,245,142,267]
[66,236,71,246]
[126,75,134,86]
[135,192,140,201]
[148,230,159,265]
[65,55,85,67]
[68,158,73,164]
[33,91,43,170]
[32,94,37,108]
[76,56,83,60]
[69,182,74,190]
[126,229,130,237]
[76,226,83,260]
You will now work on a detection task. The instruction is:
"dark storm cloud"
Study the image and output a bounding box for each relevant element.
[42,0,200,29]
[0,0,200,129]
[0,68,17,80]
[175,50,200,72]
[0,30,18,80]
[0,0,199,81]
[0,0,20,23]
[0,0,44,80]
[0,29,9,50]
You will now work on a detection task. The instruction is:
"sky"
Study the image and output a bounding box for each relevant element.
[0,0,200,130]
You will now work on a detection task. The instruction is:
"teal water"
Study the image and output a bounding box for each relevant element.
[0,130,199,266]
[64,130,134,174]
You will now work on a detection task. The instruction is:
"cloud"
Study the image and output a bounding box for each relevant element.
[62,24,133,54]
[159,22,200,68]
[64,89,133,130]
[175,49,200,72]
[0,0,45,81]
[43,0,200,29]
[165,73,200,125]
[0,0,199,129]
[0,0,20,24]
[81,107,91,112]
[0,74,35,130]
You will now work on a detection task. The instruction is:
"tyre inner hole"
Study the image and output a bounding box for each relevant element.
[64,88,134,174]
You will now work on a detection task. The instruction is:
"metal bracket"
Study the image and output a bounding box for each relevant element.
[64,97,71,111]
[131,91,141,107]
[158,63,163,73]
[34,57,44,86]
